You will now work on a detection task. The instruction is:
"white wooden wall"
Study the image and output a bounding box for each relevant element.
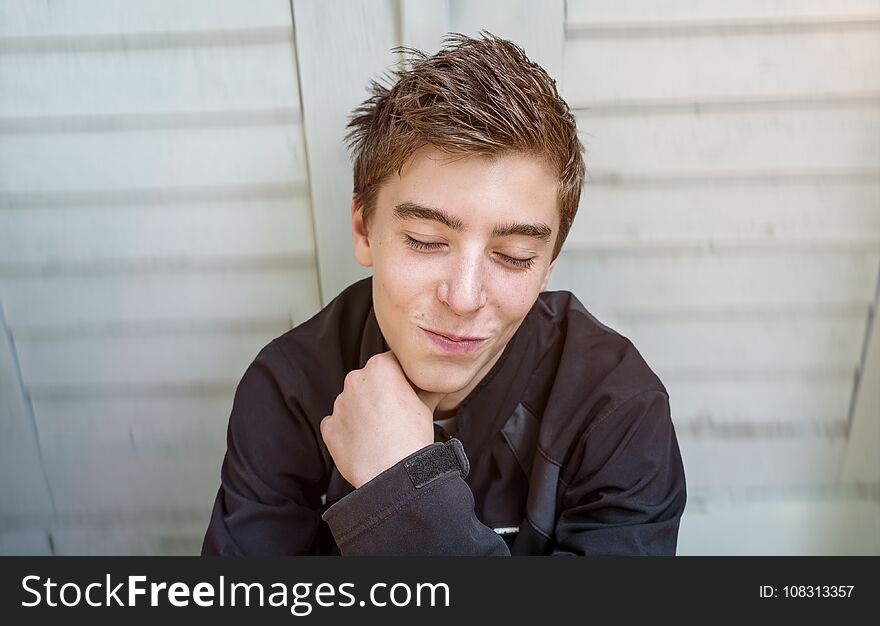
[0,0,321,554]
[0,0,877,555]
[554,0,880,555]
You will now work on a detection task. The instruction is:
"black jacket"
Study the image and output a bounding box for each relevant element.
[202,277,687,555]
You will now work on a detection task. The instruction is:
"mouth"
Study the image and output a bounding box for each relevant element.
[420,327,488,355]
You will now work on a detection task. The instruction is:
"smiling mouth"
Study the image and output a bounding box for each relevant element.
[420,327,488,355]
[424,328,488,342]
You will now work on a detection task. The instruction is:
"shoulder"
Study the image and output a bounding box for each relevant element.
[271,276,374,386]
[535,289,665,393]
[532,289,669,464]
[235,277,375,427]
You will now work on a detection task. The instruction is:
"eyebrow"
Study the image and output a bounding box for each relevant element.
[393,201,552,243]
[491,221,552,242]
[393,202,463,231]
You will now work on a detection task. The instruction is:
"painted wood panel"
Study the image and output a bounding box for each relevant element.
[0,197,315,264]
[0,126,308,194]
[51,522,209,556]
[0,266,321,328]
[576,108,880,175]
[41,444,225,514]
[0,305,54,520]
[617,315,867,371]
[564,28,880,104]
[0,0,292,38]
[569,182,880,245]
[548,251,879,309]
[678,436,846,488]
[0,531,52,556]
[668,378,853,426]
[15,329,289,388]
[292,0,398,303]
[841,290,880,483]
[401,0,450,54]
[679,489,880,555]
[566,0,880,25]
[32,394,234,449]
[449,0,565,83]
[0,44,300,117]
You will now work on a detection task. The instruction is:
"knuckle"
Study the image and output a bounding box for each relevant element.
[343,369,357,388]
[369,352,390,371]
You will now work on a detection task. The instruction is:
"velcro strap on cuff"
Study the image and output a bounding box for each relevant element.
[403,438,470,488]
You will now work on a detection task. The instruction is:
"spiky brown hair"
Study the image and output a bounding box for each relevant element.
[345,32,585,259]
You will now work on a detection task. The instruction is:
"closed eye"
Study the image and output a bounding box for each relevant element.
[494,253,535,270]
[405,234,535,270]
[404,234,445,251]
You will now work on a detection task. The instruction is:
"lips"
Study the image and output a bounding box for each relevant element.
[425,328,488,342]
[420,327,488,355]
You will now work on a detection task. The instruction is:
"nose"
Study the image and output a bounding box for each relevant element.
[437,254,488,315]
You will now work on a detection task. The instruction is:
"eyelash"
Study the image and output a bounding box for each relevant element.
[403,234,535,270]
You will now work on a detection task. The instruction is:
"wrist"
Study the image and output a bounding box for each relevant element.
[352,436,434,488]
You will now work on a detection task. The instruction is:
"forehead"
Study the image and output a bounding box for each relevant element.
[375,145,560,229]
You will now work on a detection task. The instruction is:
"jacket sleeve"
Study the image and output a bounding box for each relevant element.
[551,389,687,556]
[201,343,329,555]
[321,439,511,556]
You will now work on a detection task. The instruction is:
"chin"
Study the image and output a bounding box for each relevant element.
[402,359,474,395]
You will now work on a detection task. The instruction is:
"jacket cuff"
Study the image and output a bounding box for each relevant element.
[321,439,470,553]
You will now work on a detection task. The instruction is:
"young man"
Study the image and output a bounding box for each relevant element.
[202,34,686,556]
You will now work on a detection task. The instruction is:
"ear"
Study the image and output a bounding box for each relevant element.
[351,198,374,267]
[539,257,557,292]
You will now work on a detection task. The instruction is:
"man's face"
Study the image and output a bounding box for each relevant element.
[352,145,560,410]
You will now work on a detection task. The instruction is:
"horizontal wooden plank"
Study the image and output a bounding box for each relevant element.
[33,394,233,449]
[0,265,322,327]
[41,444,224,514]
[548,250,879,308]
[0,125,308,194]
[679,492,880,555]
[614,314,867,371]
[564,31,880,103]
[841,294,880,483]
[51,521,208,556]
[0,197,315,264]
[566,0,880,25]
[0,440,55,519]
[0,254,315,279]
[0,181,307,209]
[0,305,33,441]
[0,0,291,38]
[567,17,880,38]
[583,169,880,187]
[575,108,880,175]
[570,181,880,244]
[667,378,854,426]
[677,436,846,488]
[16,329,288,388]
[0,44,300,117]
[563,238,880,256]
[0,28,293,55]
[0,530,52,556]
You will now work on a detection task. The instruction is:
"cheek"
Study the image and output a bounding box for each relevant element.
[371,243,435,330]
[489,272,545,317]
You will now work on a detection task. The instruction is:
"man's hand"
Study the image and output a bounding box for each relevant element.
[320,351,444,489]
